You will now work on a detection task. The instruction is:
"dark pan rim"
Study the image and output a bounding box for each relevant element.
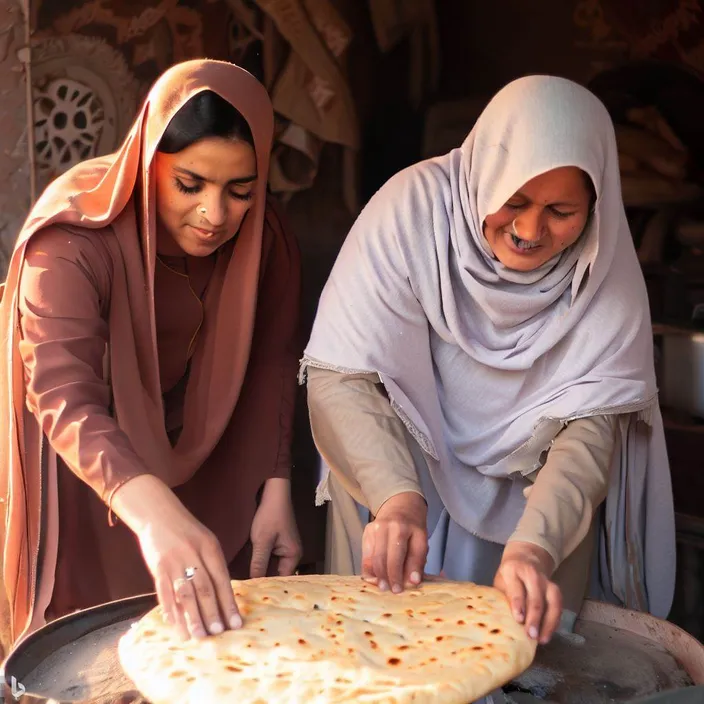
[2,592,158,702]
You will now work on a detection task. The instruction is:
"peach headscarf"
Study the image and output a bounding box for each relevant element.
[0,60,275,644]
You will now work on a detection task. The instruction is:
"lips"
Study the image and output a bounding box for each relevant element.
[506,231,541,254]
[190,225,219,238]
[511,234,539,250]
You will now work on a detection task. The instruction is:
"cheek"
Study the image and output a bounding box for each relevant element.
[483,211,512,236]
[226,200,254,228]
[156,185,189,224]
[553,215,588,246]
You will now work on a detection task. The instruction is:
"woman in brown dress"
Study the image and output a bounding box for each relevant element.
[0,59,302,656]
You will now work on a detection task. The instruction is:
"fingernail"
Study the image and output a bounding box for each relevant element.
[209,622,224,635]
[378,580,388,591]
[410,571,421,584]
[540,637,550,645]
[229,614,243,629]
[392,584,402,594]
[528,626,539,639]
[515,610,525,623]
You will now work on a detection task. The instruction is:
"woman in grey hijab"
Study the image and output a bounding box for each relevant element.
[301,75,675,650]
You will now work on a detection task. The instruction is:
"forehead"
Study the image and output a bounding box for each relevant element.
[160,137,256,181]
[512,166,589,203]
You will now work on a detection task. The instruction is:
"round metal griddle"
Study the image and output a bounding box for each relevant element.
[1,597,702,703]
[2,593,157,703]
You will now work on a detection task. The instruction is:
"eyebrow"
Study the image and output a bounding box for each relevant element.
[174,167,257,185]
[510,191,580,208]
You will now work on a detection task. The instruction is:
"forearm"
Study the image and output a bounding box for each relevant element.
[307,366,424,514]
[507,414,617,568]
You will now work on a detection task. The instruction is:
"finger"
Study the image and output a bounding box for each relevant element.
[173,575,207,639]
[539,582,563,645]
[404,529,428,588]
[277,550,301,577]
[495,567,526,624]
[155,572,188,641]
[386,529,409,593]
[371,522,390,591]
[361,526,377,582]
[522,569,546,641]
[200,545,242,630]
[189,566,226,636]
[250,537,275,579]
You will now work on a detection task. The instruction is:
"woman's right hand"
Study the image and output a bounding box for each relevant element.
[110,475,241,640]
[361,492,428,593]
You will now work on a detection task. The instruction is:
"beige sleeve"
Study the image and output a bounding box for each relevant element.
[507,414,618,570]
[306,366,424,515]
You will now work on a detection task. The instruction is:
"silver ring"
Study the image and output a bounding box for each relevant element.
[184,566,197,581]
[511,217,520,236]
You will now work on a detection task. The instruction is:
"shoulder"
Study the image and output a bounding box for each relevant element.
[23,225,115,295]
[346,155,455,256]
[342,155,455,268]
[364,155,454,216]
[26,224,114,261]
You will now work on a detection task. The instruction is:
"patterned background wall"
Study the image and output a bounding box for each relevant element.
[0,0,702,275]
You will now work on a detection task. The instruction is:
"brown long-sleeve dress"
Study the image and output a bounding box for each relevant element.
[17,206,298,620]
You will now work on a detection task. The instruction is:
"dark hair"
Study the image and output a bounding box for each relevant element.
[157,90,254,154]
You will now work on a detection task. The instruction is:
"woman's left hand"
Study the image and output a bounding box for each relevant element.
[493,541,563,645]
[249,478,303,578]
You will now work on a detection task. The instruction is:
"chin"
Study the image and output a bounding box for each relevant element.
[190,244,220,257]
[176,237,222,257]
[496,249,547,273]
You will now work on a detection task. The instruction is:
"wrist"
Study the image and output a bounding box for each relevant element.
[261,477,292,503]
[376,491,427,519]
[110,474,179,536]
[503,540,555,575]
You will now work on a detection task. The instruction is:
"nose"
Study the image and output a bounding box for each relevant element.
[199,191,227,228]
[513,208,545,241]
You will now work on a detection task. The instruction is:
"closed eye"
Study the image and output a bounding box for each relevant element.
[174,178,202,195]
[549,206,576,218]
[229,190,254,202]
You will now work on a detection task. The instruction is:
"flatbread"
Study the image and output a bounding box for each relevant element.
[118,574,536,703]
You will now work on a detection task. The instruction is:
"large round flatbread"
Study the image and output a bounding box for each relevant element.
[118,574,536,703]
